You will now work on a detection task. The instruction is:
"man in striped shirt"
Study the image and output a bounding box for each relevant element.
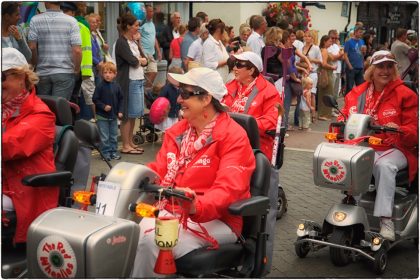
[28,2,82,100]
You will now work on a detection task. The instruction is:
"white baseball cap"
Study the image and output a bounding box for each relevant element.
[168,67,227,102]
[233,51,263,72]
[2,48,28,71]
[370,50,397,65]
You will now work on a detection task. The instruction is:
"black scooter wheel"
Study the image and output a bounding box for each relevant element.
[276,186,288,220]
[295,238,310,258]
[372,247,387,275]
[329,228,352,266]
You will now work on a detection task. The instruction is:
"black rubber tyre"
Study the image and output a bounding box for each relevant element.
[146,133,159,142]
[132,134,145,145]
[372,247,388,275]
[329,228,352,266]
[295,238,310,258]
[276,186,288,220]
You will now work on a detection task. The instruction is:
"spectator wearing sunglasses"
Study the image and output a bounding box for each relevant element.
[131,67,255,277]
[337,50,418,241]
[2,48,58,245]
[223,51,282,274]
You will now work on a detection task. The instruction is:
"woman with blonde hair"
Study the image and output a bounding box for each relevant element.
[338,50,418,241]
[261,26,283,81]
[2,48,58,244]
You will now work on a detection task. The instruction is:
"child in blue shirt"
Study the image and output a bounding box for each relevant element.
[92,62,123,161]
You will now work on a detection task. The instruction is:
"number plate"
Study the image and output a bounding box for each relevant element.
[95,181,121,216]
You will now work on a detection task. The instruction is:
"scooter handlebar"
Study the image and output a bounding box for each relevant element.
[142,183,193,201]
[369,124,402,134]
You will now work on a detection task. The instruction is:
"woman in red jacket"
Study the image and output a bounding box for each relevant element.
[2,48,58,244]
[131,67,255,277]
[339,50,418,241]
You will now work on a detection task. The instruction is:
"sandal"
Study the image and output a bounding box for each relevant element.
[121,149,144,155]
[318,116,331,121]
[131,145,145,153]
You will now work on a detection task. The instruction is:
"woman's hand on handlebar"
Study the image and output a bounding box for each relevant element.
[385,122,399,129]
[175,187,197,214]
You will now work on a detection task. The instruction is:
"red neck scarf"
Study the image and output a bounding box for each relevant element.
[2,89,31,127]
[230,78,257,113]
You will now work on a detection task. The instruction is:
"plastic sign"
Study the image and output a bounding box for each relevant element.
[37,235,77,278]
[95,181,121,216]
[321,159,347,183]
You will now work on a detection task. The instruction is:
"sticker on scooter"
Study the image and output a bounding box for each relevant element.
[95,181,121,216]
[321,159,347,183]
[37,235,77,278]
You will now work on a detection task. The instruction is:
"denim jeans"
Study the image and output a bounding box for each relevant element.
[282,81,300,129]
[128,79,145,118]
[97,118,119,157]
[345,68,364,96]
[37,73,76,100]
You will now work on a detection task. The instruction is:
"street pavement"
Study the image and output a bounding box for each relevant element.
[87,103,418,278]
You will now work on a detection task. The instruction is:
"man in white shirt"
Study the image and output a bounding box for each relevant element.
[186,23,209,67]
[327,29,344,99]
[246,15,267,57]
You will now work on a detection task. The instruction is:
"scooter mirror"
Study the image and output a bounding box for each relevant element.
[322,95,338,109]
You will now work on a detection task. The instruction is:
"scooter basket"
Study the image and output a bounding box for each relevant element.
[27,208,140,278]
[313,142,375,194]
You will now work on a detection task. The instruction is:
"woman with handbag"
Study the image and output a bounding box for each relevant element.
[280,30,312,131]
[317,35,337,121]
[261,27,283,82]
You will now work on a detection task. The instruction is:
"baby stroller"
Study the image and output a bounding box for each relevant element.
[132,90,160,145]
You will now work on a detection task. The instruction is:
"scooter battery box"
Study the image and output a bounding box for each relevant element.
[27,207,140,278]
[313,142,374,194]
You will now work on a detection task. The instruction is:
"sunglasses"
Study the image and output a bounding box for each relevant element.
[179,87,206,100]
[234,60,249,69]
[371,54,396,64]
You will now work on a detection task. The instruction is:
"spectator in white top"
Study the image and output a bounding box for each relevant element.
[201,19,229,82]
[302,30,322,111]
[327,29,344,99]
[246,15,267,56]
[186,23,209,68]
[293,29,305,64]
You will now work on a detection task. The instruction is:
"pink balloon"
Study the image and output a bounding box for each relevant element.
[149,97,171,125]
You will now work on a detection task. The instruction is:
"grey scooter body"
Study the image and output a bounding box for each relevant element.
[295,113,418,274]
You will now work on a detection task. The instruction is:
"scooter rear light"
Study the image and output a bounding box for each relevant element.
[325,133,338,141]
[73,191,96,205]
[368,137,382,145]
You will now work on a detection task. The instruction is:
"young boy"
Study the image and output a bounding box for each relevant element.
[299,77,314,131]
[92,62,123,161]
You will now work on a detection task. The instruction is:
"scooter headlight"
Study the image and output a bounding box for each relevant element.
[333,211,347,222]
[372,237,381,245]
[298,223,305,231]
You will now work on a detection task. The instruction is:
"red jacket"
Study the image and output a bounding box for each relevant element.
[339,80,418,182]
[2,90,58,243]
[148,112,255,236]
[224,74,281,159]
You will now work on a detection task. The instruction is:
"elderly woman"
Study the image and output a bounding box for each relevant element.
[201,19,230,82]
[131,67,255,277]
[339,50,418,241]
[115,13,148,155]
[2,48,57,244]
[233,23,252,47]
[223,51,282,274]
[1,2,31,62]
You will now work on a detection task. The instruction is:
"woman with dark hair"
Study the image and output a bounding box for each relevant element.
[201,18,229,82]
[317,35,337,120]
[115,14,148,154]
[363,33,374,60]
[1,2,31,62]
[131,67,255,277]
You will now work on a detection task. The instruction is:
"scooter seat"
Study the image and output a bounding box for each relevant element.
[176,243,244,276]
